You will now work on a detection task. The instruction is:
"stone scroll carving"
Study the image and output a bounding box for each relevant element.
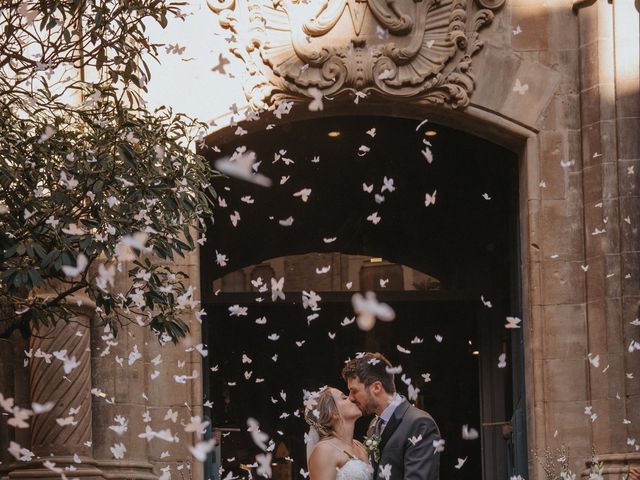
[208,0,504,109]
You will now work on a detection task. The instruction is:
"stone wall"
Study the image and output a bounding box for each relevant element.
[0,249,204,480]
[468,0,640,476]
[0,0,638,478]
[197,0,640,476]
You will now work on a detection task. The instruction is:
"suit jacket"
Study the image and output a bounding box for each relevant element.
[370,399,441,480]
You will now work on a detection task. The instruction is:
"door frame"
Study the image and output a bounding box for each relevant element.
[200,99,541,478]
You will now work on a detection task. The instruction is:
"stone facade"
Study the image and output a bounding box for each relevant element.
[0,257,205,480]
[0,0,638,479]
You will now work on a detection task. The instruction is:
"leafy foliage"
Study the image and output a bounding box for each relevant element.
[0,1,217,342]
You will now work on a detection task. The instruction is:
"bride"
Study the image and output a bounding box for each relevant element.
[304,387,373,480]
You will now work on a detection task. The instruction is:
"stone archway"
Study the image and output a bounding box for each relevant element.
[200,112,532,479]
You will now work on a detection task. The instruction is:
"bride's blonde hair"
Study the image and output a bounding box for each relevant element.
[304,387,339,438]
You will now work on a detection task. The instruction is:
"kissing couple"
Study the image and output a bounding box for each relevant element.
[304,352,441,480]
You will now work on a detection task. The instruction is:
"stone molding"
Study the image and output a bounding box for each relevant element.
[208,0,505,109]
[92,460,157,480]
[581,453,640,478]
[7,457,104,480]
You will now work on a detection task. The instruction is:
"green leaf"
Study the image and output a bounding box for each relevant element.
[28,269,43,288]
[0,267,17,282]
[41,249,59,268]
[118,144,136,165]
[3,244,17,259]
[96,49,106,71]
[32,243,47,259]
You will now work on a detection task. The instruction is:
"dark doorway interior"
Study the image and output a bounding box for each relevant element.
[200,114,524,480]
[207,297,484,479]
[200,115,517,290]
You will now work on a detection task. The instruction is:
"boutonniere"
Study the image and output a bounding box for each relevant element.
[364,434,381,462]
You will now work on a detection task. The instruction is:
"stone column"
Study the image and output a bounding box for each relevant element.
[576,0,640,476]
[90,308,157,480]
[612,0,640,476]
[0,334,30,480]
[8,307,104,479]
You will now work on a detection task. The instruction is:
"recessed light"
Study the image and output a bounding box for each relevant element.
[369,257,383,263]
[327,131,341,138]
[472,350,480,356]
[424,130,438,137]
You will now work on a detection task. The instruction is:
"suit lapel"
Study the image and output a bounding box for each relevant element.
[379,399,410,451]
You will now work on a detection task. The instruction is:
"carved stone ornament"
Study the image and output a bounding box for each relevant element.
[208,0,504,109]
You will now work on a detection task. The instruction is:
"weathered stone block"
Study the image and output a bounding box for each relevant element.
[539,200,584,260]
[586,299,607,353]
[584,206,610,259]
[543,358,588,402]
[618,159,640,197]
[539,131,565,199]
[589,397,613,453]
[617,117,640,160]
[581,120,617,169]
[581,84,617,127]
[543,400,592,456]
[585,255,606,301]
[621,253,640,295]
[604,254,622,298]
[542,303,587,359]
[542,261,586,305]
[579,40,600,92]
[582,164,604,203]
[511,5,550,51]
[547,6,580,53]
[473,45,560,128]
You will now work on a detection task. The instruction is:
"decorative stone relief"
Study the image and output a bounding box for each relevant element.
[208,0,504,109]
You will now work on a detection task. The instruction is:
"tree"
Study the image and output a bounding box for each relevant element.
[0,1,217,342]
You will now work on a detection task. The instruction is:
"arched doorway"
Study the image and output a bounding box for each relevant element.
[199,114,527,479]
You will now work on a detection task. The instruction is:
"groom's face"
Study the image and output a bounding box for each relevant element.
[347,377,378,416]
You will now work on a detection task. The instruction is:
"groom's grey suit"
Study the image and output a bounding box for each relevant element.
[370,399,441,480]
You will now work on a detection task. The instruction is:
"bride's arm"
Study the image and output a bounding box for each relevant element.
[308,443,339,480]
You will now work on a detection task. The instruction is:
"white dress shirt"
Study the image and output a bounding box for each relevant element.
[376,393,403,434]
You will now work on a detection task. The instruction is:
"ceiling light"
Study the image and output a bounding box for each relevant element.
[472,350,480,356]
[327,131,341,138]
[424,130,438,137]
[369,257,383,263]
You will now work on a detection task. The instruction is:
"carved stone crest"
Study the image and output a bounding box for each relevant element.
[208,0,504,109]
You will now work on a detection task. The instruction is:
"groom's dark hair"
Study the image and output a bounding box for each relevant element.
[341,352,396,393]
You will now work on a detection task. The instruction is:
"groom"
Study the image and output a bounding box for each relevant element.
[342,352,441,480]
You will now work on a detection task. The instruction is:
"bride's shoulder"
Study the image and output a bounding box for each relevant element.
[310,440,340,460]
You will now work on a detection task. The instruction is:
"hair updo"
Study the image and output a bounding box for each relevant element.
[303,387,338,438]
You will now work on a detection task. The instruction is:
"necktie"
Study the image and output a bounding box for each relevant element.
[375,417,385,435]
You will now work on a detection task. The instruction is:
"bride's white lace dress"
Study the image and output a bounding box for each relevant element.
[336,458,373,480]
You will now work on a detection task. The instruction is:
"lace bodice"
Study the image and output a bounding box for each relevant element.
[336,459,373,480]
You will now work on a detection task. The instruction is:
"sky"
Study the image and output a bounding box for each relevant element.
[144,0,246,127]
